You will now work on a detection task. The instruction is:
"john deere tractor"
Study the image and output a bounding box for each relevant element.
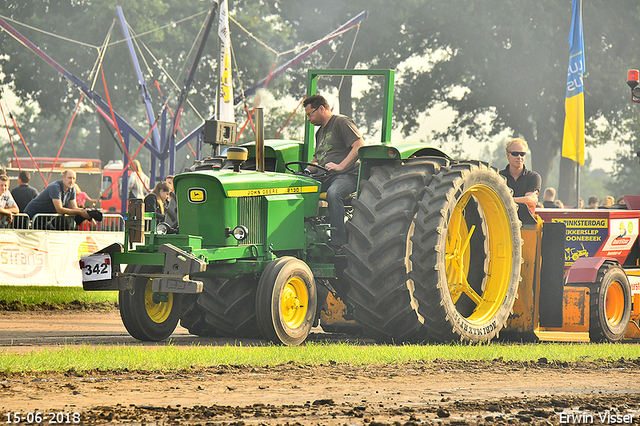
[81,69,523,345]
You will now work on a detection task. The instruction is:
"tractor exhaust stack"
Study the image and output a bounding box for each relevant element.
[255,107,265,173]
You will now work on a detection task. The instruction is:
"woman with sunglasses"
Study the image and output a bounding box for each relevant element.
[499,138,541,211]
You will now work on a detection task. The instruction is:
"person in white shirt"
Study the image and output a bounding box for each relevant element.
[0,175,19,224]
[128,159,150,199]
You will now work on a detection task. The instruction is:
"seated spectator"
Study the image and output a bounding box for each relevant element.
[616,196,626,206]
[576,198,584,209]
[163,175,178,228]
[586,196,599,209]
[11,171,39,212]
[554,199,565,209]
[144,181,171,223]
[24,170,93,227]
[73,184,97,208]
[0,175,19,224]
[602,196,615,207]
[75,184,88,207]
[542,187,559,208]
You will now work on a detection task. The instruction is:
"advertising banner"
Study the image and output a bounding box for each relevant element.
[0,230,123,286]
[551,217,609,266]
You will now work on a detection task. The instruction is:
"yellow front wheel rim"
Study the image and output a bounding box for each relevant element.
[445,185,513,325]
[144,279,174,323]
[281,277,308,329]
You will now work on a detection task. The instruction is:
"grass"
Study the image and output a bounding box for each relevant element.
[0,286,638,374]
[0,342,638,373]
[0,285,117,306]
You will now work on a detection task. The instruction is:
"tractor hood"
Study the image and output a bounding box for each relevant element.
[173,170,321,248]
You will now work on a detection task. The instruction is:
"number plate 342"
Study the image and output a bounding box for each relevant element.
[79,254,112,282]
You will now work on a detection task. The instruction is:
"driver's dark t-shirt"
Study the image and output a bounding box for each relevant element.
[314,115,361,176]
[499,165,541,198]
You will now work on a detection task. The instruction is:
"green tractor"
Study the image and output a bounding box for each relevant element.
[81,69,522,345]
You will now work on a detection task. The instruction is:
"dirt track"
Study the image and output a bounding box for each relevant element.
[1,311,640,425]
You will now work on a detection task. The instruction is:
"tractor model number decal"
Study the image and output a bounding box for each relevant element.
[552,218,608,265]
[227,186,318,197]
[188,188,207,203]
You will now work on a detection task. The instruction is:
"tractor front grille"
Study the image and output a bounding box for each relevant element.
[237,196,265,245]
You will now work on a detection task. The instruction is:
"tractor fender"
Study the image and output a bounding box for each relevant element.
[565,257,618,284]
[358,142,450,161]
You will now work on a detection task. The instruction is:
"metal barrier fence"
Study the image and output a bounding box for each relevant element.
[0,213,30,230]
[0,213,124,231]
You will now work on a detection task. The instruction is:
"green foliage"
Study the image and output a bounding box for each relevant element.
[0,0,300,170]
[257,1,640,192]
[608,115,640,197]
[2,0,640,195]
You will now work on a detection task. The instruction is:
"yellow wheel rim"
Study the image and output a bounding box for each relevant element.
[605,280,625,327]
[445,185,513,325]
[281,277,308,329]
[144,279,174,324]
[447,220,473,305]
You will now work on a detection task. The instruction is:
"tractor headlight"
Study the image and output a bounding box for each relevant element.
[226,225,248,241]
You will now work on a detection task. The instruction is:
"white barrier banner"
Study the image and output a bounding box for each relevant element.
[0,230,123,286]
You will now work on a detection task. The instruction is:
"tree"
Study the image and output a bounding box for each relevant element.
[0,0,296,172]
[4,0,640,200]
[265,1,640,197]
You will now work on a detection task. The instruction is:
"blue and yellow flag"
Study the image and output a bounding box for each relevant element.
[562,0,585,165]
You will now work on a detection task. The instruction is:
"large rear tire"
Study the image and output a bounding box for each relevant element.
[180,294,218,337]
[344,158,446,342]
[119,265,182,341]
[410,162,522,343]
[256,257,317,346]
[589,262,632,342]
[197,276,260,338]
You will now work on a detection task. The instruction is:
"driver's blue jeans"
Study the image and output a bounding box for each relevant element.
[321,174,357,247]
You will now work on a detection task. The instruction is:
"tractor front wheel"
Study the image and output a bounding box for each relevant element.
[590,262,632,342]
[256,257,317,346]
[119,265,182,341]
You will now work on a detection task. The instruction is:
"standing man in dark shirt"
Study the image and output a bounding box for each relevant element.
[11,171,39,212]
[499,138,541,210]
[24,169,92,221]
[541,187,560,208]
[303,94,364,251]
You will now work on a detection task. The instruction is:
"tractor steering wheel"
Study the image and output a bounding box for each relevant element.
[285,161,330,178]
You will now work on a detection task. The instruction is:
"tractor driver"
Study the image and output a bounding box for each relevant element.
[303,94,364,252]
[499,138,541,211]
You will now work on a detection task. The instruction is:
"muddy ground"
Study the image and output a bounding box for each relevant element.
[1,310,639,425]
